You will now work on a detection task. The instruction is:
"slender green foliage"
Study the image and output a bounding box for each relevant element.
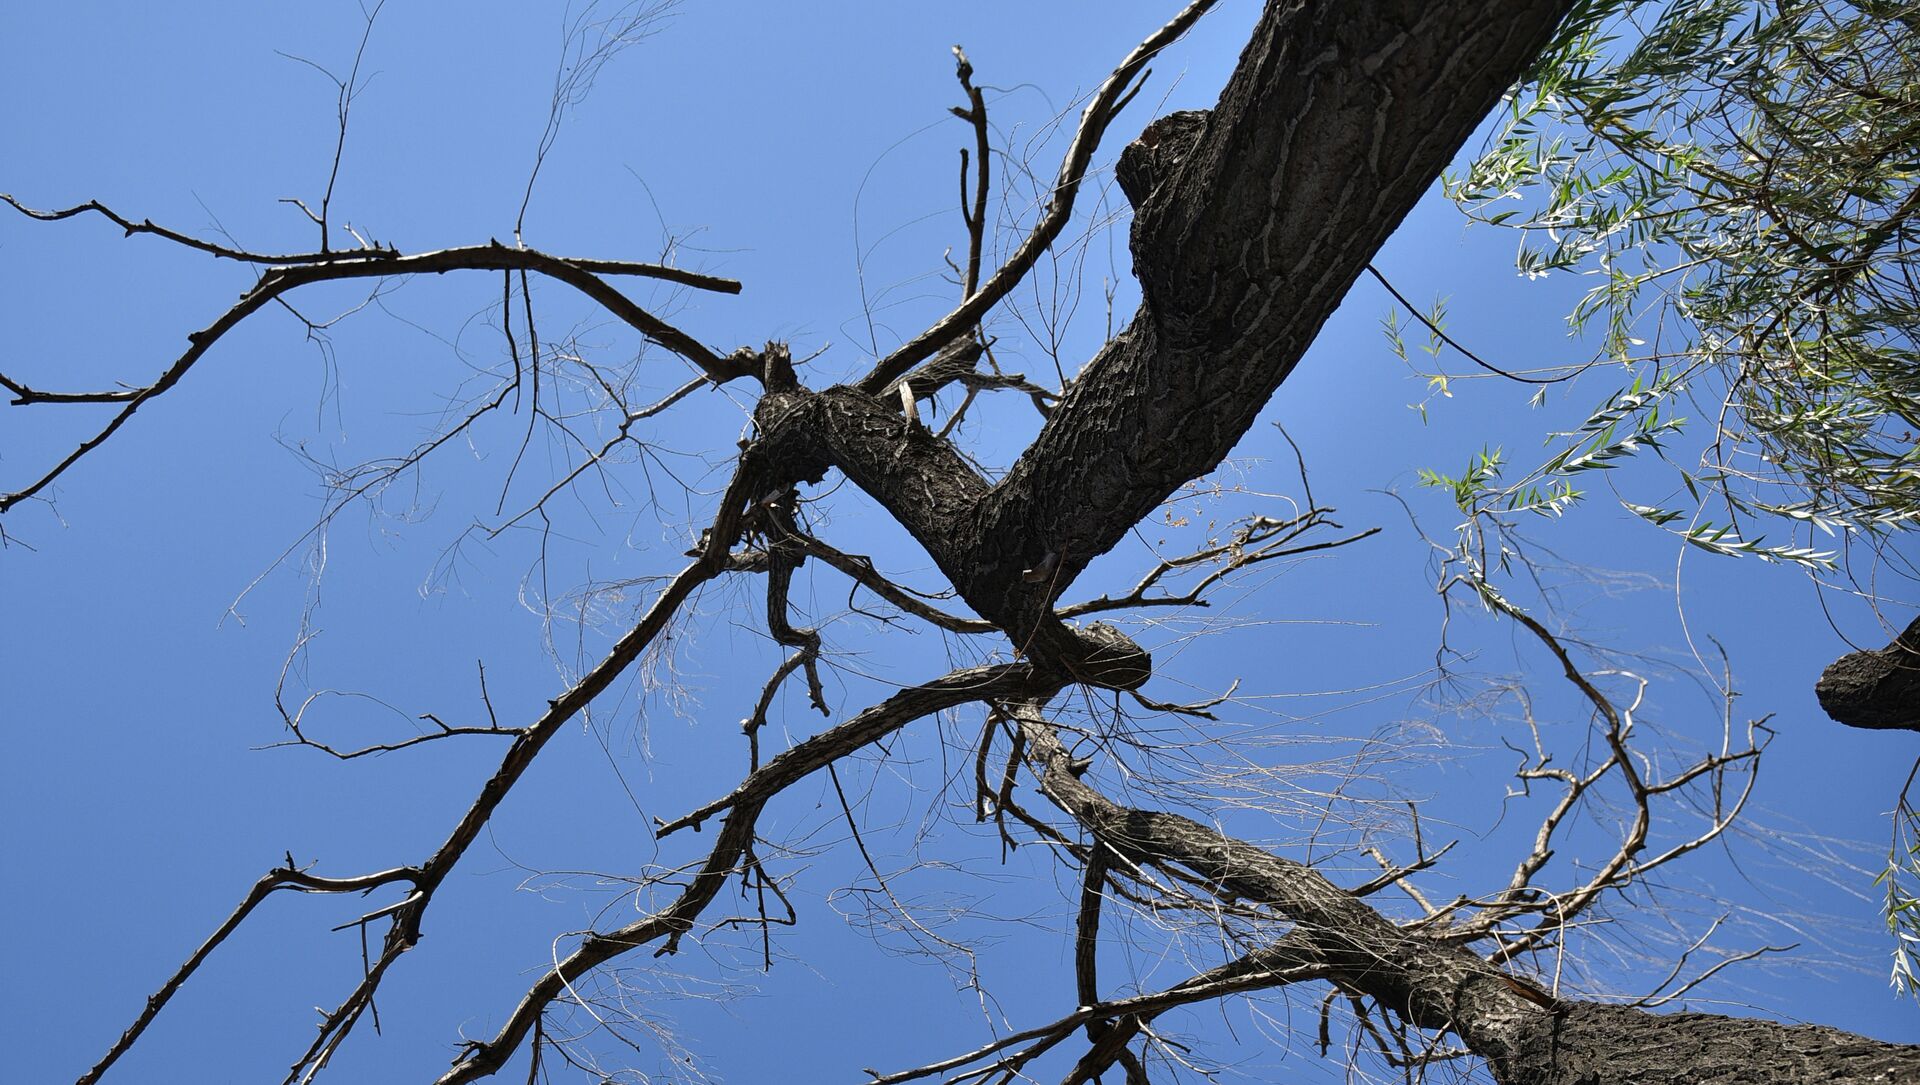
[1881,763,1920,995]
[1450,0,1920,539]
[1440,0,1918,992]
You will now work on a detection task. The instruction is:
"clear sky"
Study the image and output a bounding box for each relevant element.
[3,3,1915,1084]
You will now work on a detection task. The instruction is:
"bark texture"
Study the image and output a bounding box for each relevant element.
[703,4,1920,1082]
[746,9,1920,1070]
[982,0,1588,634]
[1508,1003,1920,1084]
[1818,616,1920,731]
[1017,703,1920,1085]
[42,5,1920,1083]
[754,0,1583,682]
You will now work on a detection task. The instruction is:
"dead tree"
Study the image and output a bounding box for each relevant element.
[7,3,1919,1084]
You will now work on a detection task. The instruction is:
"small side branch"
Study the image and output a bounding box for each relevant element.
[757,492,833,745]
[866,937,1325,1085]
[793,532,996,635]
[952,46,991,300]
[656,662,1051,839]
[856,0,1220,394]
[2,193,394,266]
[269,660,524,760]
[1351,840,1457,904]
[1366,265,1576,385]
[77,862,420,1085]
[1061,509,1377,618]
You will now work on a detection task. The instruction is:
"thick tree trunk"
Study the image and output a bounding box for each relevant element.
[984,0,1589,638]
[750,3,1920,1080]
[756,0,1581,680]
[987,1,1579,588]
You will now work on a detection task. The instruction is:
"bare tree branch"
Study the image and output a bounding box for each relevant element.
[855,0,1220,395]
[0,242,746,513]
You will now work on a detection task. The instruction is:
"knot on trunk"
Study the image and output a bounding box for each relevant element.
[756,341,799,392]
[1060,620,1152,691]
[1116,110,1210,210]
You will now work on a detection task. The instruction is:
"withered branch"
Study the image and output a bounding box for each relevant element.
[866,935,1325,1085]
[437,797,768,1085]
[1060,510,1378,618]
[793,532,996,635]
[77,861,421,1085]
[655,662,1053,839]
[855,0,1219,394]
[1439,578,1770,960]
[268,659,524,760]
[89,462,762,1085]
[952,45,991,301]
[1,241,745,513]
[1,195,739,289]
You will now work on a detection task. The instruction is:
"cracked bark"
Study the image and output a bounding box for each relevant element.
[733,18,1920,1074]
[1014,702,1920,1085]
[751,0,1581,686]
[1818,616,1920,731]
[630,3,1920,1079]
[44,5,1920,1082]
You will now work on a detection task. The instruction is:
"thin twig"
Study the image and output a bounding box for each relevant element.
[856,0,1219,394]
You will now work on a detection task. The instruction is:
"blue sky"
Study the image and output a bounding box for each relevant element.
[4,3,1915,1083]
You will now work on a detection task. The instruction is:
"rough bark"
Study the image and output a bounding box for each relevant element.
[53,4,1920,1082]
[754,0,1581,682]
[1015,702,1920,1085]
[1011,702,1546,1070]
[1508,1003,1920,1085]
[742,8,1920,1067]
[1818,616,1920,731]
[977,0,1581,620]
[393,3,1920,1079]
